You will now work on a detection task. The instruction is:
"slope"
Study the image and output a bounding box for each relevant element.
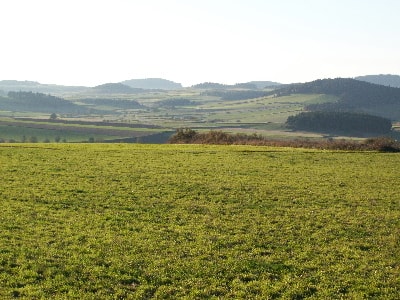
[273,78,400,121]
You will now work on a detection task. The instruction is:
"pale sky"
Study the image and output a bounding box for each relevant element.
[1,0,399,87]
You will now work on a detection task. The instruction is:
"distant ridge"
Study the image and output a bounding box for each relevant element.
[92,83,143,94]
[355,74,400,88]
[246,81,281,89]
[272,78,400,120]
[191,81,281,89]
[0,80,88,94]
[121,78,182,90]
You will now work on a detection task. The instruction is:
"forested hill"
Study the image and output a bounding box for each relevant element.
[355,74,400,88]
[273,78,400,120]
[275,78,400,104]
[0,91,91,114]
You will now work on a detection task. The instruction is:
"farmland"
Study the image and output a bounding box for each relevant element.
[0,92,345,142]
[0,143,399,299]
[2,77,400,143]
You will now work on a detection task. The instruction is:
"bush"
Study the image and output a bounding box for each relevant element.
[168,128,198,144]
[363,137,400,152]
[168,129,400,152]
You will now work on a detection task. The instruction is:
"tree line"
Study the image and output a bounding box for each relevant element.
[286,111,392,136]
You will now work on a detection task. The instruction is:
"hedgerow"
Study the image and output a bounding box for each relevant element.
[168,128,400,152]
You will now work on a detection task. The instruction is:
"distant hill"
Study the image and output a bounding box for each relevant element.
[0,80,89,94]
[121,78,182,90]
[0,91,91,114]
[355,74,400,88]
[245,81,281,89]
[191,82,229,89]
[192,81,281,90]
[92,83,144,94]
[273,78,400,120]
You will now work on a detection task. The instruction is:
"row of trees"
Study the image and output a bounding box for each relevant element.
[0,136,67,143]
[0,136,105,143]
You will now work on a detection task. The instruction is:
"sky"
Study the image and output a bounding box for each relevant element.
[1,0,399,87]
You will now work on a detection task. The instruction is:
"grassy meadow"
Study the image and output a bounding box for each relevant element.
[0,143,399,299]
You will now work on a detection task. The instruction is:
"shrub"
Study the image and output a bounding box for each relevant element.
[168,129,400,152]
[168,128,198,144]
[363,137,400,152]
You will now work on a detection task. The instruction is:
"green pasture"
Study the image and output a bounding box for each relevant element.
[68,92,335,128]
[195,94,338,124]
[137,94,338,127]
[0,143,399,299]
[0,125,97,142]
[0,118,170,143]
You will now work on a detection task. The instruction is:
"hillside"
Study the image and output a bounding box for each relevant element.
[192,81,281,90]
[246,81,282,89]
[273,78,400,120]
[0,91,92,114]
[92,83,144,94]
[0,80,88,94]
[121,78,182,90]
[355,74,400,88]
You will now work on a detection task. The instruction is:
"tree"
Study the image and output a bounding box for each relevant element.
[29,136,38,143]
[50,113,58,120]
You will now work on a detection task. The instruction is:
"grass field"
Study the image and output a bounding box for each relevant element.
[0,144,399,299]
[0,118,172,143]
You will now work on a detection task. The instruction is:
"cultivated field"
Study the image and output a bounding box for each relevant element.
[0,144,399,299]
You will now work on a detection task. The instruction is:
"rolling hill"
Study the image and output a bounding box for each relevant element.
[355,74,400,88]
[272,78,400,121]
[0,80,89,94]
[92,83,144,94]
[0,91,92,114]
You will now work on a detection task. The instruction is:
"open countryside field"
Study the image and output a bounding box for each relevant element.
[0,143,399,299]
[0,118,173,143]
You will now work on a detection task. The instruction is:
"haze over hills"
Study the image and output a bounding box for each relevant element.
[1,75,399,94]
[0,78,282,94]
[191,81,281,89]
[121,78,183,90]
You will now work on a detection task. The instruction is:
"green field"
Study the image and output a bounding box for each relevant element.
[0,144,399,299]
[0,118,172,143]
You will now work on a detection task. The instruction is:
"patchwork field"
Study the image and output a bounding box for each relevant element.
[0,144,399,299]
[0,92,342,142]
